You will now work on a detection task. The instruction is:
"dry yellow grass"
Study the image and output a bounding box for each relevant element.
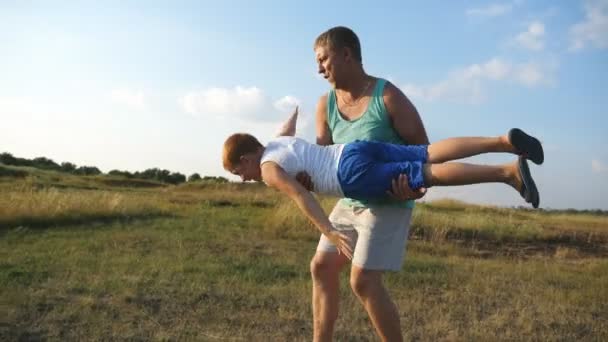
[0,186,175,229]
[1,171,607,340]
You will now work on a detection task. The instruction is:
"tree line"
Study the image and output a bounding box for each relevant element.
[0,152,228,185]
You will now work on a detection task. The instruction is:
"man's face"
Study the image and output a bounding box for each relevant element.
[315,44,344,87]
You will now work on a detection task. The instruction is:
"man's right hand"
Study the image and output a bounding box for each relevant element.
[387,174,427,201]
[295,171,314,191]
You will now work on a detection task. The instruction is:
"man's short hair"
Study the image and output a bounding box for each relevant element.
[314,26,362,63]
[222,133,263,170]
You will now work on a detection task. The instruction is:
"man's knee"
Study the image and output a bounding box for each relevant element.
[310,252,345,281]
[350,268,383,298]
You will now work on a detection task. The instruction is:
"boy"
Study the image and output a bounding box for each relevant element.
[222,122,542,258]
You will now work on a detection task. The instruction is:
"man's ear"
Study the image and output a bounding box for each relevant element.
[342,46,352,62]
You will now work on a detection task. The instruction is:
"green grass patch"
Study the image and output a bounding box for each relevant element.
[1,178,607,340]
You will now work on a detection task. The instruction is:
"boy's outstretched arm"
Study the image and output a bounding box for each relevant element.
[261,161,353,259]
[276,106,299,137]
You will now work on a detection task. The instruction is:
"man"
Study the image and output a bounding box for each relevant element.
[308,26,429,341]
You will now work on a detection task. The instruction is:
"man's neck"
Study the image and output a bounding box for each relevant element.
[335,70,371,106]
[335,69,369,94]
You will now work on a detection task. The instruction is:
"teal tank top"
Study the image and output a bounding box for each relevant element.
[327,78,415,209]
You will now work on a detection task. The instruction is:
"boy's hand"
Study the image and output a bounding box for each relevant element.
[326,231,354,260]
[295,171,314,191]
[387,174,427,200]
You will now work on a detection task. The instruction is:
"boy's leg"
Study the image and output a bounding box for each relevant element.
[423,160,521,190]
[427,135,514,163]
[427,129,544,164]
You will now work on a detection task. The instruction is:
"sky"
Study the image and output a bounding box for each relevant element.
[1,0,607,210]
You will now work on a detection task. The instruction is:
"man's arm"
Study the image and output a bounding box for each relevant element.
[261,161,353,258]
[384,82,429,145]
[276,106,299,137]
[315,94,333,145]
[384,82,429,199]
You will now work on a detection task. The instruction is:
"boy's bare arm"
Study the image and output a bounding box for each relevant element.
[261,161,353,259]
[276,106,299,137]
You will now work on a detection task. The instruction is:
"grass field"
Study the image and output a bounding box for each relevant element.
[1,165,607,340]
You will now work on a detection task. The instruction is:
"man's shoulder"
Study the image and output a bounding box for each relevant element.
[316,92,329,111]
[381,80,402,98]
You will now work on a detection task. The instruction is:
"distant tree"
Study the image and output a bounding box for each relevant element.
[202,176,229,184]
[108,169,133,178]
[188,173,202,182]
[137,168,163,180]
[32,157,61,171]
[61,162,77,173]
[74,166,102,176]
[0,152,31,167]
[166,172,186,185]
[0,152,17,165]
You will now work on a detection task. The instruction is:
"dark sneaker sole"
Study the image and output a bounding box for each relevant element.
[518,156,540,208]
[509,128,544,165]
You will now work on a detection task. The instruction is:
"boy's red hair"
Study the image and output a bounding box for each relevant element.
[222,133,263,170]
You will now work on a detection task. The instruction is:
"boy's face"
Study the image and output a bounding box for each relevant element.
[230,154,261,182]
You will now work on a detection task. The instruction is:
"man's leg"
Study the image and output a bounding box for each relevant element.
[345,205,412,341]
[350,267,402,342]
[311,251,349,342]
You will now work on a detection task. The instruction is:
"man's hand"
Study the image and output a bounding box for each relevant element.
[295,171,314,191]
[326,230,354,260]
[387,174,427,201]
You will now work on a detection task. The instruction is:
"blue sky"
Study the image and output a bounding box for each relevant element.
[1,1,607,209]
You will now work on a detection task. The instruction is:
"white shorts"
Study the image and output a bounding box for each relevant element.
[317,201,413,271]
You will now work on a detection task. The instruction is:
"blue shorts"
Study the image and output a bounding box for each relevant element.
[337,140,428,200]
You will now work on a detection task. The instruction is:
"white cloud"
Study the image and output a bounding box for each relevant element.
[515,62,545,86]
[466,3,513,17]
[592,159,608,173]
[514,21,545,51]
[178,86,300,122]
[179,86,266,117]
[569,0,608,51]
[110,88,145,110]
[401,57,555,103]
[273,95,301,113]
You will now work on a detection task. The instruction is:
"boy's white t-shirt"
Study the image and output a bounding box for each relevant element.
[260,136,345,197]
